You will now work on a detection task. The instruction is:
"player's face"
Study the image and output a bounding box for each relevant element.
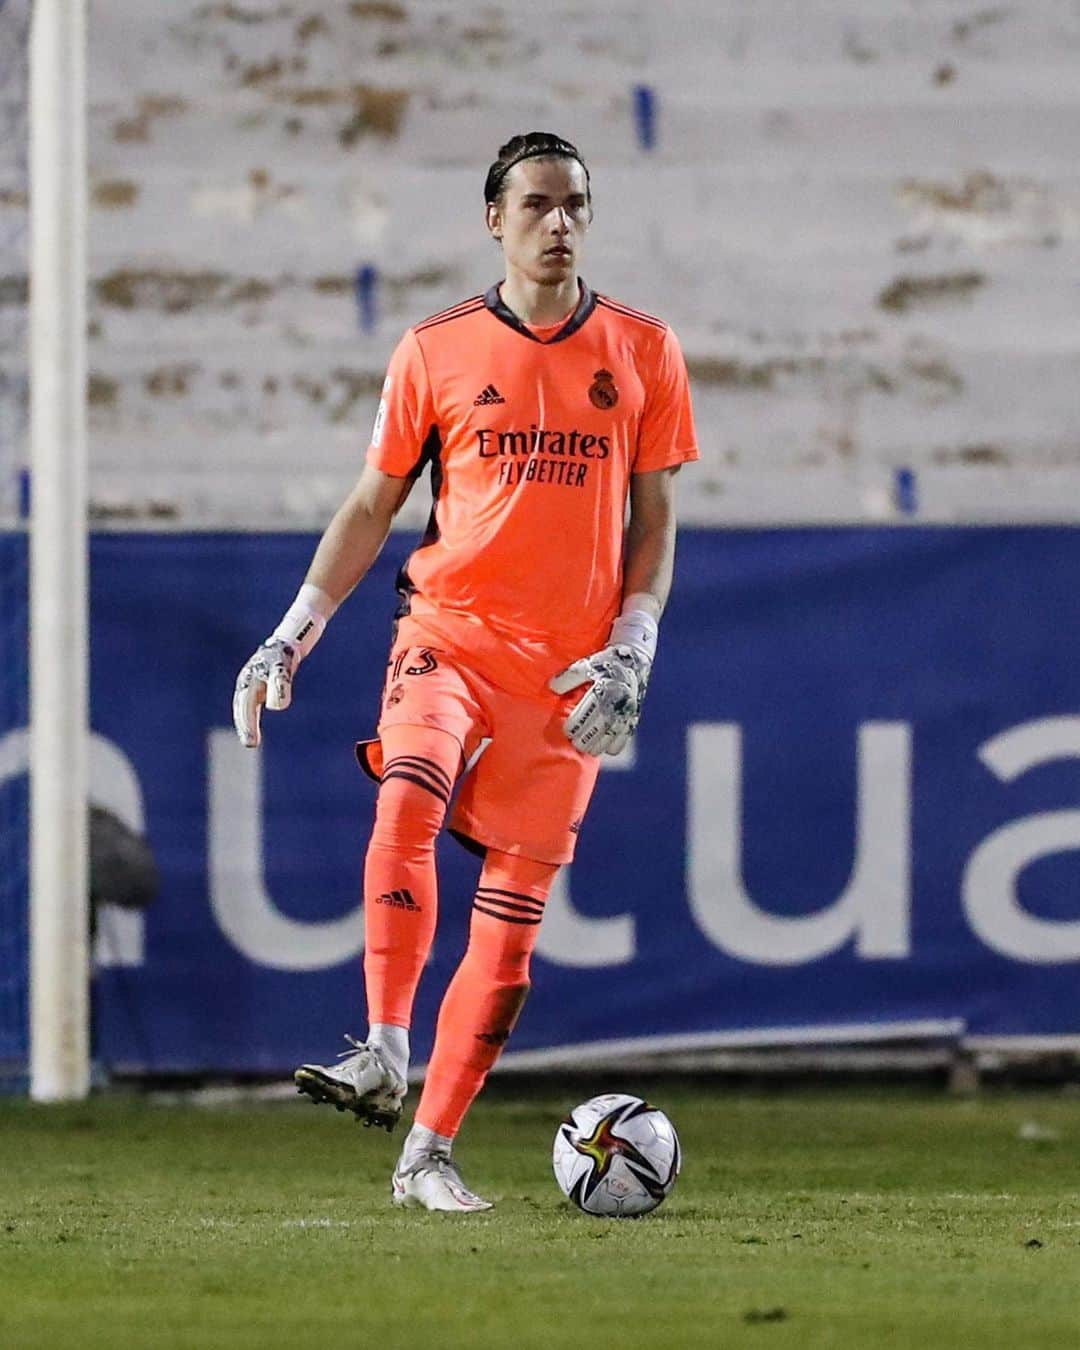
[487,157,591,286]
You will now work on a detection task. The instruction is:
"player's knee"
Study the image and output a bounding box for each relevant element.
[497,952,533,986]
[370,773,447,851]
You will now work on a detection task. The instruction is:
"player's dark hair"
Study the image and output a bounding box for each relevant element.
[483,132,591,208]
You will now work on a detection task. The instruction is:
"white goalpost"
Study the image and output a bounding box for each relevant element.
[29,0,88,1100]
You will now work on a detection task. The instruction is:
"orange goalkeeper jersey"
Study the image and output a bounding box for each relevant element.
[366,281,699,696]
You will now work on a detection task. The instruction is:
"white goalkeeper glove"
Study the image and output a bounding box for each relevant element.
[232,583,337,748]
[548,598,659,757]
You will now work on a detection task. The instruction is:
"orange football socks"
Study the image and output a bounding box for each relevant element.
[414,848,558,1139]
[363,724,461,1029]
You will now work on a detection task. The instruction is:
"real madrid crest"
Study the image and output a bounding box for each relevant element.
[588,368,619,410]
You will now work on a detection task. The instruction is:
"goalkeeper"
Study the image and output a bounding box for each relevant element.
[233,132,698,1213]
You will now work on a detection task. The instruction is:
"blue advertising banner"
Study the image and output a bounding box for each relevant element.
[5,528,1080,1074]
[0,532,29,1070]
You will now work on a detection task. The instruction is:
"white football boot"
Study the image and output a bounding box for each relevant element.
[294,1035,406,1132]
[391,1150,493,1213]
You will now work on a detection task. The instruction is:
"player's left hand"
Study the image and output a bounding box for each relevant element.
[549,644,652,757]
[232,637,301,748]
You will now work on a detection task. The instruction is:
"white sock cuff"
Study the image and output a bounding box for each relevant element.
[368,1023,410,1083]
[405,1122,454,1159]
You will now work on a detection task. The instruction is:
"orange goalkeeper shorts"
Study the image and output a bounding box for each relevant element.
[356,639,601,866]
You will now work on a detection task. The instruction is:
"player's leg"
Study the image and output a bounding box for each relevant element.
[390,679,600,1206]
[392,848,558,1211]
[294,722,461,1129]
[363,720,461,1060]
[295,643,485,1131]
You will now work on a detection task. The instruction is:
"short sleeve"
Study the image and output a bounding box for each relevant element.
[634,325,700,474]
[365,329,437,477]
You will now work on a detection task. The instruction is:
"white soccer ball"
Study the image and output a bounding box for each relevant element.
[552,1092,681,1217]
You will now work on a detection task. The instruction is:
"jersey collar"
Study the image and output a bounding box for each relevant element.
[483,279,597,344]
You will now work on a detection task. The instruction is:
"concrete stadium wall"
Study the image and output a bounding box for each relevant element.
[5,1,1080,526]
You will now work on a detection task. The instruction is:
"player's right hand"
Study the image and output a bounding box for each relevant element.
[232,638,301,748]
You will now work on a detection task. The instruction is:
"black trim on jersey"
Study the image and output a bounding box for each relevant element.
[393,422,444,628]
[417,292,485,321]
[414,297,485,334]
[483,279,596,344]
[449,827,488,860]
[355,741,379,782]
[595,295,667,331]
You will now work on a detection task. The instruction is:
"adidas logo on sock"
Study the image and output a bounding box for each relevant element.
[473,383,506,406]
[375,888,421,912]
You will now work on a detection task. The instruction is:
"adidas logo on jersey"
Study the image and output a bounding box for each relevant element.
[473,384,506,406]
[375,888,421,912]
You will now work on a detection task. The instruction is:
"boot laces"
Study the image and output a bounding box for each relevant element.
[403,1148,456,1180]
[337,1033,371,1061]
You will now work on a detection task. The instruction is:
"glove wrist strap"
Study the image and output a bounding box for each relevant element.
[271,582,337,659]
[610,593,659,662]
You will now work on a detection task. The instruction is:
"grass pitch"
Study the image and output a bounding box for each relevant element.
[2,1082,1079,1349]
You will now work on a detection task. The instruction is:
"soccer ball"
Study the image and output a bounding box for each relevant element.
[552,1092,681,1217]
